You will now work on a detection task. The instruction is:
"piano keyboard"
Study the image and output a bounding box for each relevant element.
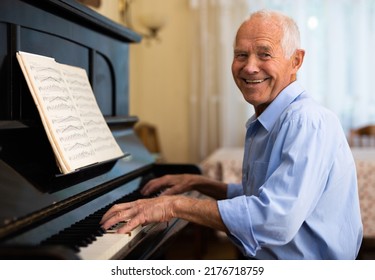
[40,189,152,259]
[78,222,154,260]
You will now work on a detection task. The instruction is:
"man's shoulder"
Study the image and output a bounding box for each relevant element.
[282,93,338,124]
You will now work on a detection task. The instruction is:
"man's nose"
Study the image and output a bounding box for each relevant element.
[243,56,260,74]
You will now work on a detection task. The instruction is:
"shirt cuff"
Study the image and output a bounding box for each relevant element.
[227,183,244,198]
[218,195,260,257]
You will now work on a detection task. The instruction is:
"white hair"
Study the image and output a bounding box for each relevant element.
[247,10,301,58]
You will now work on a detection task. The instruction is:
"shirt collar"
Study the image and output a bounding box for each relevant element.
[246,81,305,131]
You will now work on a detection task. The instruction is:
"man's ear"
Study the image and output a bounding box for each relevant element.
[292,49,305,70]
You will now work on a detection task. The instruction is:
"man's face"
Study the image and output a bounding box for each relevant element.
[231,16,303,115]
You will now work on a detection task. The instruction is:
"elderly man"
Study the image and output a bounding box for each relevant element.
[100,10,363,260]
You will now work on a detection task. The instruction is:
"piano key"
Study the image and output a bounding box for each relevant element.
[77,224,149,260]
[37,186,190,259]
[40,189,149,255]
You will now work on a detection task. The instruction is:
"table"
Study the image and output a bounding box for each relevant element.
[200,147,375,239]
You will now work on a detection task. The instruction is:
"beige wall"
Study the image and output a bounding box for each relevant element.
[88,0,194,163]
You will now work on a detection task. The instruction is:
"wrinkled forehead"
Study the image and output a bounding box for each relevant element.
[235,15,283,45]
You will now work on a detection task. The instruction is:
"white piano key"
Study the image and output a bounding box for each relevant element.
[77,224,146,260]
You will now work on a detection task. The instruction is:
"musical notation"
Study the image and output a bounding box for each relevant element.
[17,51,124,174]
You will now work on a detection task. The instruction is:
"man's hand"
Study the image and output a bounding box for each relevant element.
[100,195,177,234]
[100,193,228,234]
[141,174,228,200]
[141,174,202,196]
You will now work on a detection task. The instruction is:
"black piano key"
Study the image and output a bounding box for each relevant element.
[40,189,146,252]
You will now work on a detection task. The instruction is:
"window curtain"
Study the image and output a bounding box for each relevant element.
[189,0,252,163]
[190,0,375,162]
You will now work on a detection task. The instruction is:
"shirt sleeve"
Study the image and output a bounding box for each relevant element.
[218,108,342,257]
[227,183,243,198]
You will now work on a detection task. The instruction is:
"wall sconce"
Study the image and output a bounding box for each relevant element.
[119,0,166,43]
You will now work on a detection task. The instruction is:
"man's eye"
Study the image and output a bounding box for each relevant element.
[259,53,271,59]
[235,53,247,60]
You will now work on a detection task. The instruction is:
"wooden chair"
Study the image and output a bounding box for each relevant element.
[134,122,165,162]
[349,125,375,147]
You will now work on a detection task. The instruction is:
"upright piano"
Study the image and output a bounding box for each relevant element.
[0,0,200,259]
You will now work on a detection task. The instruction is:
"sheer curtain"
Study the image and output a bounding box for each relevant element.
[189,0,252,162]
[189,0,375,162]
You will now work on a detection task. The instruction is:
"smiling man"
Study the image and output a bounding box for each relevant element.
[100,10,363,260]
[231,11,304,116]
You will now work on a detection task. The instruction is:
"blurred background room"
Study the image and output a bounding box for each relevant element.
[78,0,375,259]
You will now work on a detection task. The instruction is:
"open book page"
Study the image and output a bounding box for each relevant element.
[16,51,124,174]
[59,63,124,162]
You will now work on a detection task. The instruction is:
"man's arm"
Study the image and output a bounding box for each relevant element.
[100,195,228,234]
[172,195,228,232]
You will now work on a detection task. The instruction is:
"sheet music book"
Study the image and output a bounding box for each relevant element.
[16,51,124,174]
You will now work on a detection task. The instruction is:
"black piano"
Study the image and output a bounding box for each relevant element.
[0,0,200,259]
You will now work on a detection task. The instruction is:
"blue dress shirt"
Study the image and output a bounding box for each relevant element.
[217,81,363,259]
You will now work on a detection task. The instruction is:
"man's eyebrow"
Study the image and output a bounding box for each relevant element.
[233,45,273,54]
[233,48,246,53]
[256,45,272,52]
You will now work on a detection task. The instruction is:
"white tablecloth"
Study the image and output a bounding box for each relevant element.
[201,147,375,238]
